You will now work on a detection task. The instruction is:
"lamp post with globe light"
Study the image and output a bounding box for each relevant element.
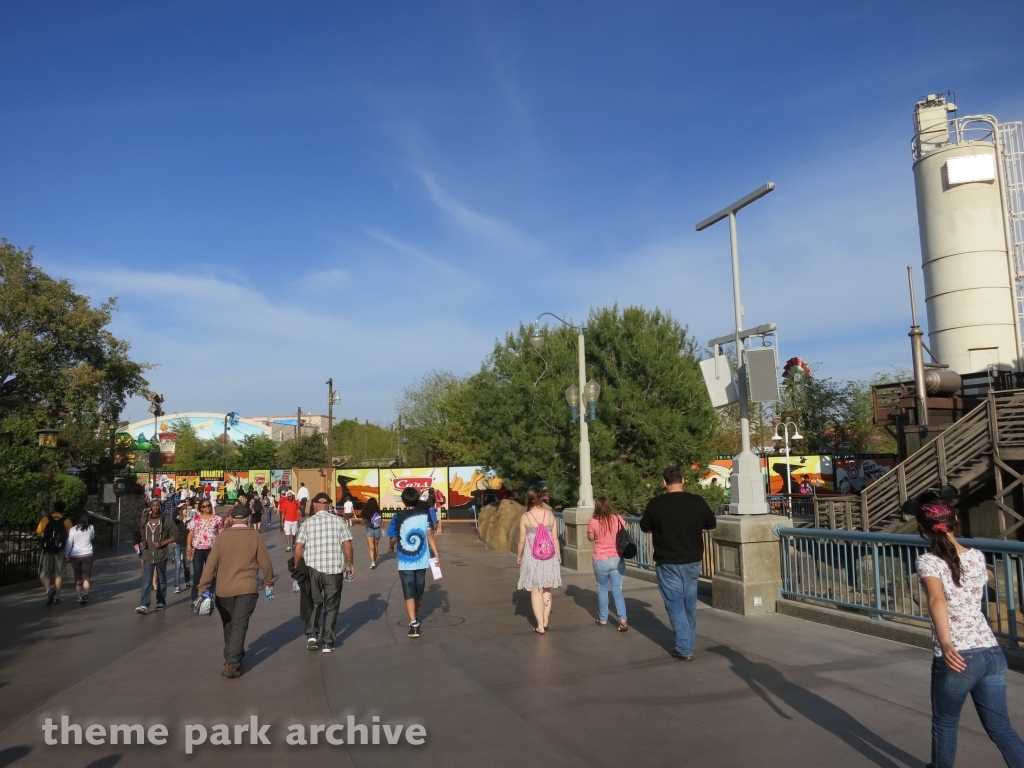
[529,314,601,510]
[771,421,803,510]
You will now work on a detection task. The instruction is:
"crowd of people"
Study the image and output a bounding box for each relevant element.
[31,464,1024,765]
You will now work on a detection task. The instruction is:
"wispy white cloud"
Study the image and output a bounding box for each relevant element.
[48,263,494,425]
[417,170,542,259]
[365,228,471,285]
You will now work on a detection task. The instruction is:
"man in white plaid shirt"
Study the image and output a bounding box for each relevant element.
[293,493,354,653]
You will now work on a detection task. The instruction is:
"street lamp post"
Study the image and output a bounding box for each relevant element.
[529,313,601,572]
[327,379,340,502]
[696,183,774,516]
[529,313,600,509]
[770,421,803,508]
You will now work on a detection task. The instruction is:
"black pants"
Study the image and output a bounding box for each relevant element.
[216,593,258,667]
[306,568,344,645]
[191,548,212,601]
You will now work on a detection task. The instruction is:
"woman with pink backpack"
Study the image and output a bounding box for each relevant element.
[516,486,562,633]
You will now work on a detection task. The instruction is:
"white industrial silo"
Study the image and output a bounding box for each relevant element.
[912,94,1024,374]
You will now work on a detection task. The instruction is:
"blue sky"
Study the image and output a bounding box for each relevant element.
[2,1,1023,425]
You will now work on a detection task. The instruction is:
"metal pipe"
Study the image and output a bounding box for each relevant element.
[908,266,929,426]
[729,211,752,454]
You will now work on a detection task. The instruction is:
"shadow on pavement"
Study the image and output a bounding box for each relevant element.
[83,756,121,768]
[708,645,927,768]
[564,584,676,652]
[335,592,387,646]
[420,584,449,621]
[0,746,30,767]
[244,616,307,669]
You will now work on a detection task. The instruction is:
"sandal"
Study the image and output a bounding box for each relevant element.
[533,628,546,634]
[617,622,629,632]
[595,620,607,626]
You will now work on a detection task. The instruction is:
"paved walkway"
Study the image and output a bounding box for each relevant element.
[1,524,1023,767]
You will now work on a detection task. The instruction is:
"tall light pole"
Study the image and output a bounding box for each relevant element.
[327,379,340,502]
[529,313,601,509]
[697,182,774,515]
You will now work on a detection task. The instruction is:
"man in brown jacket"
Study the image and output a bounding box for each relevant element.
[198,504,275,678]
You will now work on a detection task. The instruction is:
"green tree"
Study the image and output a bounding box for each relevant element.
[278,433,328,468]
[332,419,399,466]
[451,306,717,513]
[396,371,465,465]
[774,366,900,455]
[236,434,279,469]
[52,474,88,516]
[0,240,149,423]
[167,420,225,470]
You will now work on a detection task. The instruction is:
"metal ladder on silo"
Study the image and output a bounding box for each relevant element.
[1000,121,1024,349]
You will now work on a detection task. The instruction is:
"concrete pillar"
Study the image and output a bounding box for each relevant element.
[561,506,594,571]
[711,515,789,615]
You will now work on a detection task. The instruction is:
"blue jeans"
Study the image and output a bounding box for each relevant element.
[593,557,626,623]
[140,560,167,608]
[930,646,1024,768]
[172,544,190,588]
[656,562,700,656]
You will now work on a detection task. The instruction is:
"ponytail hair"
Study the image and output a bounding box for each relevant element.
[915,493,963,587]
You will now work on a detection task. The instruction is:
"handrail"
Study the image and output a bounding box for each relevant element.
[858,389,1003,532]
[774,525,1024,554]
[777,524,1024,645]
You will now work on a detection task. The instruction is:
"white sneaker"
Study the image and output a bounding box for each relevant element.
[136,606,149,615]
[370,561,377,569]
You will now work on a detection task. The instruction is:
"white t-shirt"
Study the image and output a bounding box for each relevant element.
[297,487,310,501]
[917,548,998,657]
[343,500,354,518]
[65,526,95,558]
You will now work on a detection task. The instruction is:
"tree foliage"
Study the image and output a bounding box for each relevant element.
[449,306,717,513]
[236,434,279,469]
[332,419,404,466]
[278,433,328,468]
[775,367,897,455]
[396,371,464,465]
[0,240,149,423]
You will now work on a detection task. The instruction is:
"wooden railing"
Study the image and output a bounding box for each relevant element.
[844,390,1024,536]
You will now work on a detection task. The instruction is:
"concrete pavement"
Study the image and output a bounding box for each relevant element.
[1,523,1022,767]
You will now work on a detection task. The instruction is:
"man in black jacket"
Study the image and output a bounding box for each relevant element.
[639,466,717,661]
[133,500,179,615]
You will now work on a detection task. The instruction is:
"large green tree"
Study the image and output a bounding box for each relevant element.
[278,433,328,468]
[236,434,279,469]
[0,240,148,423]
[450,306,717,513]
[332,419,401,466]
[396,371,464,465]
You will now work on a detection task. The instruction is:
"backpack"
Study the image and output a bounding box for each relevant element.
[529,510,556,560]
[40,517,67,553]
[615,517,638,559]
[370,512,382,529]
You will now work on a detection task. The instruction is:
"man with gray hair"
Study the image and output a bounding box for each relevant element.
[293,492,354,653]
[198,503,275,678]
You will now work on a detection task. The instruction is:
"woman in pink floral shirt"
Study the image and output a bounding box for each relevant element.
[186,500,225,601]
[915,494,1024,768]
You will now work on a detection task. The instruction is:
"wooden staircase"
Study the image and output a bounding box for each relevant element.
[815,390,1024,539]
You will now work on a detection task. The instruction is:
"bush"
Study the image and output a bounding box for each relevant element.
[52,474,88,517]
[0,473,54,525]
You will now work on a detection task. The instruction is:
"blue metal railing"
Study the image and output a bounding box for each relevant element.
[776,526,1024,646]
[553,511,715,580]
